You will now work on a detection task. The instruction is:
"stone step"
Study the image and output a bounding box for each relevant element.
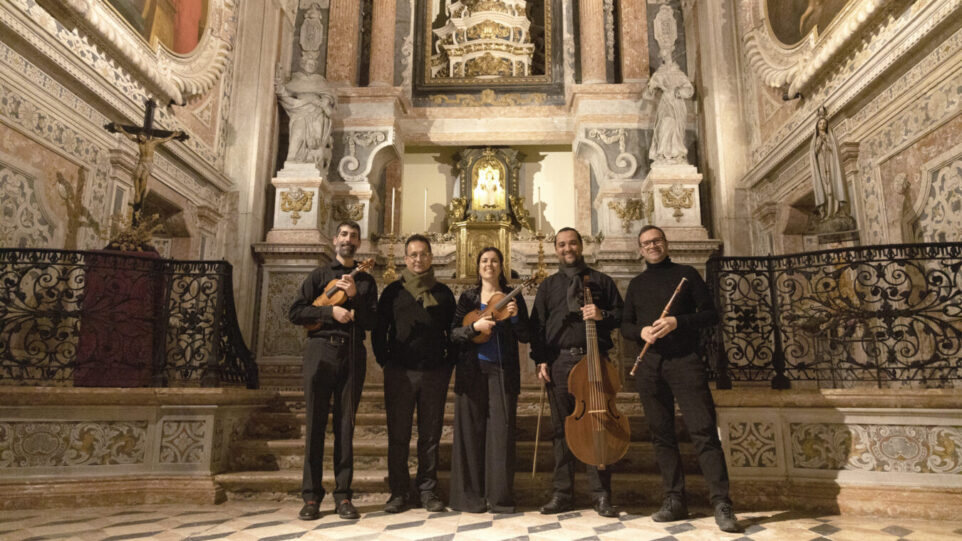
[229,437,700,475]
[214,469,711,508]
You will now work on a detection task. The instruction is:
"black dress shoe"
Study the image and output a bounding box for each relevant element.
[298,501,321,520]
[714,502,741,533]
[384,494,408,513]
[593,496,618,518]
[421,492,446,512]
[539,495,573,514]
[337,499,360,519]
[651,497,688,522]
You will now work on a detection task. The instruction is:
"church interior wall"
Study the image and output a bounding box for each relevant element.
[718,0,962,255]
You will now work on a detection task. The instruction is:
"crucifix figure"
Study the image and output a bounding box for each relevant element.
[105,99,188,226]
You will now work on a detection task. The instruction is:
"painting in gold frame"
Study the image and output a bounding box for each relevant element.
[419,0,553,87]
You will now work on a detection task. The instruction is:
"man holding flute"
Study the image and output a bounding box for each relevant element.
[620,225,740,533]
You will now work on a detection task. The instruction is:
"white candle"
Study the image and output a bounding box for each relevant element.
[423,188,428,232]
[537,186,542,233]
[390,187,396,235]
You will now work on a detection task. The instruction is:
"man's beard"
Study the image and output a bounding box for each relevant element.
[337,243,357,257]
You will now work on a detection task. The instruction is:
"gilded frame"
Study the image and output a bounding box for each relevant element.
[417,0,553,88]
[36,0,235,104]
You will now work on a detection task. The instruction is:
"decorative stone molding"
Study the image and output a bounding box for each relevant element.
[35,0,237,105]
[267,177,331,244]
[337,130,391,182]
[159,420,207,464]
[332,201,365,222]
[0,421,148,468]
[741,0,894,97]
[575,127,641,182]
[429,89,548,107]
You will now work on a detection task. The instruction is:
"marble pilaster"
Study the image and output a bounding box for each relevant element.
[619,0,648,82]
[265,171,332,245]
[642,162,708,241]
[325,0,361,85]
[369,0,397,87]
[579,0,607,84]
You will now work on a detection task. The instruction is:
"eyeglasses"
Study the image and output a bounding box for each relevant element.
[640,237,666,248]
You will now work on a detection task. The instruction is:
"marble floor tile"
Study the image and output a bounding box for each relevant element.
[2,503,962,541]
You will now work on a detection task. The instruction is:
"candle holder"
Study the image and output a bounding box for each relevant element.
[382,233,398,283]
[534,232,549,283]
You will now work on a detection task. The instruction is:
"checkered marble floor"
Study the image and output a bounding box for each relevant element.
[3,500,962,541]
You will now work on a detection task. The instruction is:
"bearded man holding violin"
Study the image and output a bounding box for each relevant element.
[288,220,378,521]
[530,227,624,518]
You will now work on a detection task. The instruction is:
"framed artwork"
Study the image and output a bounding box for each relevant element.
[765,0,851,46]
[413,0,564,102]
[37,0,233,104]
[106,0,209,55]
[743,0,895,96]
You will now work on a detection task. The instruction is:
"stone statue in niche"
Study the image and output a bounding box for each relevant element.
[645,4,693,165]
[809,106,855,232]
[275,58,337,172]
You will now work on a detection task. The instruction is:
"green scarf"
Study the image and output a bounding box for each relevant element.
[401,267,439,308]
[559,257,589,312]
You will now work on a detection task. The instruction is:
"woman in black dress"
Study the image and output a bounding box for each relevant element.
[449,247,530,513]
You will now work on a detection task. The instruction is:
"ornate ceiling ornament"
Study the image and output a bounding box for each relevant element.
[36,0,236,105]
[742,0,895,97]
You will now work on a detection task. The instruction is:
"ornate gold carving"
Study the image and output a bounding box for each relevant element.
[332,201,364,222]
[429,88,547,106]
[446,197,467,232]
[508,194,533,232]
[279,188,314,225]
[608,198,645,233]
[465,53,514,77]
[660,185,695,221]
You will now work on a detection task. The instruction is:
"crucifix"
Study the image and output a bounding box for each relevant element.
[105,99,188,227]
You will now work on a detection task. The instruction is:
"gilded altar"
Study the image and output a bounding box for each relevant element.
[447,147,532,278]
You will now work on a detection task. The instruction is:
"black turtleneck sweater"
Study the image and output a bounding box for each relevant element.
[620,257,716,359]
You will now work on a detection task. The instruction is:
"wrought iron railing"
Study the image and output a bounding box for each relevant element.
[706,243,962,389]
[0,248,257,388]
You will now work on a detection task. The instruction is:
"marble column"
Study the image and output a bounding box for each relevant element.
[619,0,648,82]
[369,0,397,87]
[326,0,361,84]
[579,0,607,84]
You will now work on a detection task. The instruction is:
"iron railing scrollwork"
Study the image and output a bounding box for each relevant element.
[0,248,257,388]
[706,242,962,389]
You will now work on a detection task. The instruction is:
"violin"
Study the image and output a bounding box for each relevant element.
[564,275,630,469]
[303,258,374,332]
[461,277,536,344]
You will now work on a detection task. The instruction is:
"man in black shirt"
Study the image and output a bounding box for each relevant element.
[373,234,456,513]
[530,227,623,518]
[288,221,377,521]
[621,225,739,533]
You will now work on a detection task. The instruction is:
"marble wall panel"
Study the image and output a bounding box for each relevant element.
[159,419,207,464]
[789,423,962,474]
[0,421,148,468]
[728,420,778,469]
[258,269,310,359]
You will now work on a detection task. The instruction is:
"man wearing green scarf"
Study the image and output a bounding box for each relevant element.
[373,234,457,513]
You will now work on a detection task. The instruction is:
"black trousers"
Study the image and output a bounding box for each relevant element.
[302,337,366,503]
[546,351,612,502]
[383,363,453,498]
[449,360,518,513]
[634,351,731,505]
